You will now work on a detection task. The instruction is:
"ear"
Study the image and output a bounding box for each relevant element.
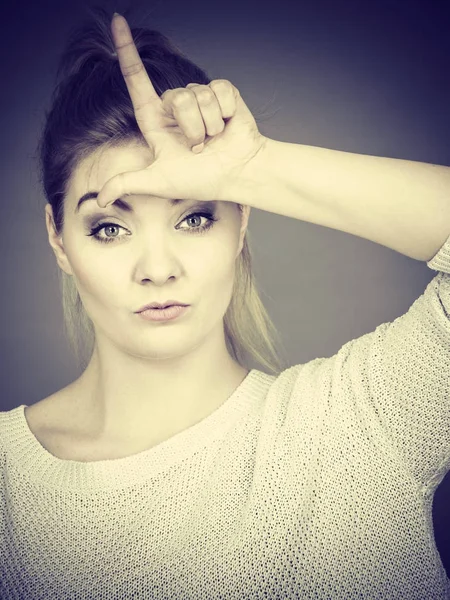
[45,204,73,275]
[236,204,251,259]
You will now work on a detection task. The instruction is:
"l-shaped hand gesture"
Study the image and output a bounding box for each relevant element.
[96,13,267,208]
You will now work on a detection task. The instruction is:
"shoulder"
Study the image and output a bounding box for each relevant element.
[25,384,77,438]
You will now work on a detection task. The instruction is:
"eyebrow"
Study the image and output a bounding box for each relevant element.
[75,192,186,214]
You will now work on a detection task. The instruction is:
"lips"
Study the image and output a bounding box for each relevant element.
[136,300,189,313]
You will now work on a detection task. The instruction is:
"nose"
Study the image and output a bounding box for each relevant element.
[135,236,181,285]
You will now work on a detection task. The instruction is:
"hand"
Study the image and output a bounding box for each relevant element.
[96,13,268,209]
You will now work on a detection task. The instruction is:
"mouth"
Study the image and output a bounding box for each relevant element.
[137,304,190,322]
[136,301,189,313]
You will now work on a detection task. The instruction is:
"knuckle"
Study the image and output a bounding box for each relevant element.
[210,79,232,91]
[121,62,145,78]
[160,88,174,100]
[197,89,215,104]
[172,90,193,107]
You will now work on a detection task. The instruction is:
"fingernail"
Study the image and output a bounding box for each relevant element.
[192,142,204,153]
[113,12,121,18]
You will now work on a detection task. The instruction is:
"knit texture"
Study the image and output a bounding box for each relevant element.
[1,237,450,599]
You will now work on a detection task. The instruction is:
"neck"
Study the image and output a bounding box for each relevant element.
[70,333,249,447]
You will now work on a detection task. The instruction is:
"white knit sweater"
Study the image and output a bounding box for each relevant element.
[1,237,450,600]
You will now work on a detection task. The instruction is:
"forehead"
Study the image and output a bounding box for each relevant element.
[67,140,238,218]
[72,141,153,191]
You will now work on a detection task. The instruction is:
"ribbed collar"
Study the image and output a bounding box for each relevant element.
[3,369,274,491]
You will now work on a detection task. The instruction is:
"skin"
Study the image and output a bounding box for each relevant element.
[31,13,261,456]
[43,140,251,449]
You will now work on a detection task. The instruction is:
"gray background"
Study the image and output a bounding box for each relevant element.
[1,0,449,576]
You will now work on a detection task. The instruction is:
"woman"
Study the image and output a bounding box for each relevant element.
[1,7,449,599]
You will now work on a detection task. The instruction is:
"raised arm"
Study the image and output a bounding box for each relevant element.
[227,138,450,262]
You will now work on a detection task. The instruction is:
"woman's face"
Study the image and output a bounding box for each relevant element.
[45,141,250,360]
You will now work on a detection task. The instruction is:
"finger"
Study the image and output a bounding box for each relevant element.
[97,165,181,209]
[97,169,153,209]
[207,80,238,119]
[161,89,207,148]
[185,85,225,138]
[111,14,162,125]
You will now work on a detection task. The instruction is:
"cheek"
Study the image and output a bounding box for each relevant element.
[199,251,237,315]
[71,267,123,315]
[65,244,126,307]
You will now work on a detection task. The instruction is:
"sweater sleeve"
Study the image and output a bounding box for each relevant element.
[335,233,450,493]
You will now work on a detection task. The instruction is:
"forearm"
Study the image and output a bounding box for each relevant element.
[232,137,450,261]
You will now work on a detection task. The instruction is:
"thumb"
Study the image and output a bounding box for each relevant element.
[96,167,170,208]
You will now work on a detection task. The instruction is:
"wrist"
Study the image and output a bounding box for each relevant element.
[222,135,274,208]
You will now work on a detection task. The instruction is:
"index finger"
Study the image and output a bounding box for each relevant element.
[111,14,161,118]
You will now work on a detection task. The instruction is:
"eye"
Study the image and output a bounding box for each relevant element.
[86,211,219,244]
[86,222,128,244]
[178,211,218,234]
